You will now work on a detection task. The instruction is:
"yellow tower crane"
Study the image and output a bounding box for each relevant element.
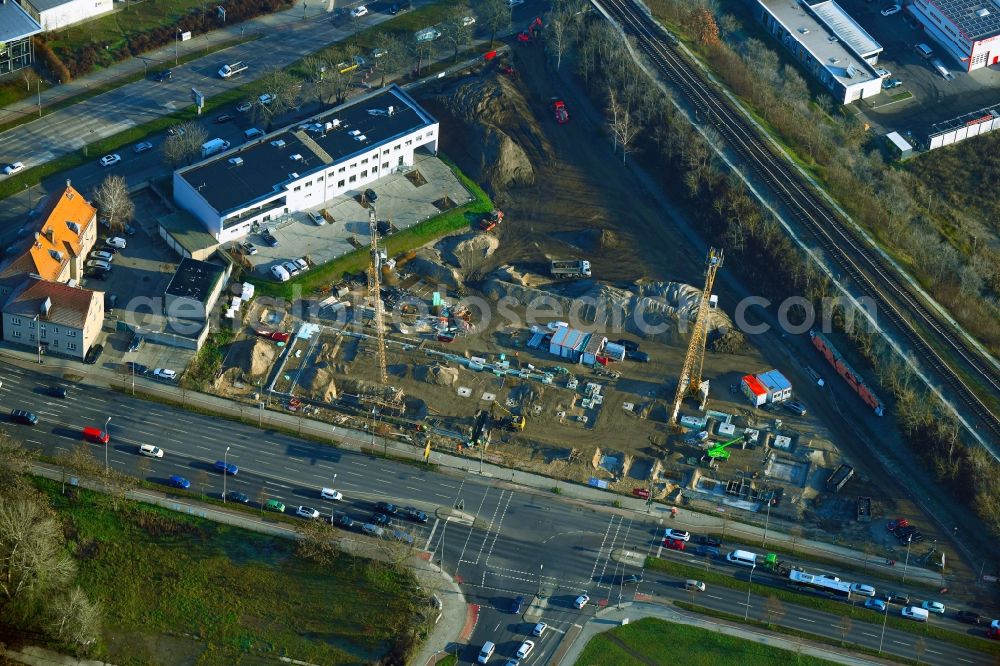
[670,247,724,424]
[367,207,388,385]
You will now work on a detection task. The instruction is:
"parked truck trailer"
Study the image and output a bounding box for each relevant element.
[550,259,592,279]
[809,330,884,416]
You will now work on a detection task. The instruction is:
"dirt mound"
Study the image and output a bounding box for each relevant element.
[549,228,620,252]
[407,248,464,289]
[225,337,277,380]
[299,363,338,402]
[437,233,500,272]
[429,76,550,194]
[414,363,459,386]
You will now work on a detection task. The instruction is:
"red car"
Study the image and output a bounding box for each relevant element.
[552,100,569,124]
[663,538,685,551]
[256,329,290,343]
[480,209,504,232]
[988,628,1000,641]
[886,518,909,532]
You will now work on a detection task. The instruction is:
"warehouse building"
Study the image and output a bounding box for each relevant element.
[755,0,884,104]
[0,0,41,76]
[17,0,113,31]
[173,84,439,245]
[909,0,1000,70]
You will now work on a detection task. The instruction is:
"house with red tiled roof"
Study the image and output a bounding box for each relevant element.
[2,277,104,360]
[0,182,98,301]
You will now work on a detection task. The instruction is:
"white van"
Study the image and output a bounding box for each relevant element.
[477,641,496,663]
[726,549,758,568]
[902,606,929,622]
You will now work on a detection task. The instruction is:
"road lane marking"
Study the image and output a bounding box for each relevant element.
[434,493,451,499]
[797,617,816,623]
[706,594,724,600]
[956,658,973,664]
[925,649,942,655]
[892,640,908,646]
[862,632,878,638]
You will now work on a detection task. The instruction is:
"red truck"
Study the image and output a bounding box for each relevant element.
[256,329,291,343]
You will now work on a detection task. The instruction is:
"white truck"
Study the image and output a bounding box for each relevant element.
[218,61,248,79]
[550,259,592,279]
[201,138,231,157]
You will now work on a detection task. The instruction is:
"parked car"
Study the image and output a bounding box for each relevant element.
[375,501,398,515]
[237,101,253,112]
[626,350,650,362]
[784,400,808,416]
[296,506,320,519]
[215,113,235,123]
[126,361,149,375]
[388,2,410,14]
[10,410,38,425]
[214,460,238,475]
[370,512,392,526]
[153,368,177,381]
[240,241,258,255]
[139,444,163,458]
[364,188,378,202]
[664,528,690,542]
[573,594,590,609]
[308,210,326,226]
[265,499,285,512]
[100,154,121,167]
[515,640,534,659]
[4,162,25,176]
[134,141,154,154]
[282,261,300,276]
[293,258,309,273]
[320,488,343,501]
[881,3,901,15]
[509,595,525,614]
[106,236,127,249]
[85,260,112,272]
[91,250,114,263]
[350,5,368,16]
[167,125,185,136]
[957,610,982,625]
[271,265,290,282]
[225,491,250,503]
[168,475,191,489]
[882,78,903,89]
[84,343,104,364]
[531,622,547,637]
[330,512,354,529]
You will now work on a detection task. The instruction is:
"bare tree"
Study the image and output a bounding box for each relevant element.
[372,33,406,88]
[478,0,512,46]
[92,175,135,233]
[0,433,33,497]
[545,8,575,70]
[251,68,302,128]
[442,9,474,61]
[411,37,436,78]
[375,533,414,565]
[763,595,784,627]
[296,519,342,564]
[0,497,77,604]
[163,121,208,166]
[606,87,640,164]
[47,586,101,646]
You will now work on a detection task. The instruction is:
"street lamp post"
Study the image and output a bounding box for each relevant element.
[878,604,889,654]
[259,401,264,427]
[175,28,181,65]
[537,564,543,597]
[901,535,913,583]
[104,417,111,470]
[37,79,41,117]
[33,315,41,364]
[223,445,231,502]
[744,566,756,622]
[761,499,772,547]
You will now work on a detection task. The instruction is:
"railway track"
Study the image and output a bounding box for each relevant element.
[594,0,1000,443]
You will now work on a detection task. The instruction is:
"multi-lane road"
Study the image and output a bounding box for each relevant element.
[0,360,993,664]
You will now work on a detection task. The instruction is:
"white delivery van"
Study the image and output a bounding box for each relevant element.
[901,606,929,622]
[726,549,758,568]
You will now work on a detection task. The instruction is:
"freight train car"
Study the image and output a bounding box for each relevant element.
[809,330,885,416]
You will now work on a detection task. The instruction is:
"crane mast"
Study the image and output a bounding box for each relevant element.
[670,247,724,424]
[367,207,388,385]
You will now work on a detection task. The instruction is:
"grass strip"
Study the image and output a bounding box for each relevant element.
[671,601,920,666]
[32,476,420,663]
[576,615,843,666]
[645,556,1000,654]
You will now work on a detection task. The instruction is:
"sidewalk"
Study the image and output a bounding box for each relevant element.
[554,602,892,666]
[0,342,947,591]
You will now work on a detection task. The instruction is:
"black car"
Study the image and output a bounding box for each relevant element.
[151,69,172,82]
[364,188,378,202]
[370,512,392,526]
[48,386,67,399]
[956,610,982,625]
[388,2,410,14]
[225,491,251,504]
[883,592,909,605]
[85,269,108,281]
[126,361,149,375]
[261,231,279,247]
[403,506,428,523]
[614,338,639,352]
[626,350,650,363]
[10,409,38,425]
[330,512,354,529]
[509,595,525,614]
[84,343,104,365]
[374,501,398,515]
[698,536,722,548]
[215,113,235,123]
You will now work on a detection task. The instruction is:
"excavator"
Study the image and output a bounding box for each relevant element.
[701,433,750,462]
[491,402,526,432]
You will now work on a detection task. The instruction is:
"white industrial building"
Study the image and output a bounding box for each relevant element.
[910,0,1000,70]
[17,0,113,31]
[755,0,884,104]
[173,85,439,245]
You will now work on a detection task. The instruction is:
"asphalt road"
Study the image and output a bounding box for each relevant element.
[0,359,994,664]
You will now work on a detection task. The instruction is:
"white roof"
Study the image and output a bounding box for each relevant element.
[886,131,913,152]
[810,0,883,58]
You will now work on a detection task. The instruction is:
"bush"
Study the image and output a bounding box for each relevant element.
[33,37,72,83]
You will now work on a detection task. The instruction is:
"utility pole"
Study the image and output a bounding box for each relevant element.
[104,417,112,470]
[37,79,41,117]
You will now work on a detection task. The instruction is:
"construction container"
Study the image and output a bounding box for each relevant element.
[741,374,768,407]
[756,369,792,403]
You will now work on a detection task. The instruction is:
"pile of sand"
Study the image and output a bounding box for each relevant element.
[300,362,338,402]
[438,232,501,272]
[249,340,276,377]
[407,248,464,289]
[415,363,459,386]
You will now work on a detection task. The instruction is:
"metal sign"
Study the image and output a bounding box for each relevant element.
[191,87,205,114]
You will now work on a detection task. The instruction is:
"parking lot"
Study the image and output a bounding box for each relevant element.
[841,1,1000,135]
[240,151,474,281]
[81,188,197,378]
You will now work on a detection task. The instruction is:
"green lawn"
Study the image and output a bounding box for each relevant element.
[42,478,421,664]
[575,617,840,666]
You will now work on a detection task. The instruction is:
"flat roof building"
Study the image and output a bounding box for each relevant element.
[754,0,884,104]
[0,0,41,76]
[174,84,439,244]
[163,257,227,322]
[910,0,1000,70]
[18,0,113,31]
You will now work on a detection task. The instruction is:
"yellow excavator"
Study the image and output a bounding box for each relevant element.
[491,401,526,432]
